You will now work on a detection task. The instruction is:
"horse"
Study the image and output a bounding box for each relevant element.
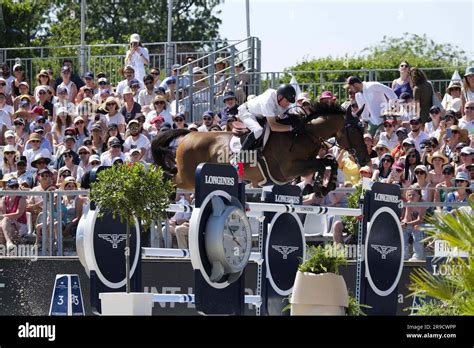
[152,102,370,194]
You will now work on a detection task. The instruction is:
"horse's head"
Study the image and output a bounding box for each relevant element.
[335,113,371,166]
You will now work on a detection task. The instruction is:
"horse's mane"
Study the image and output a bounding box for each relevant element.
[309,102,345,118]
[151,128,191,172]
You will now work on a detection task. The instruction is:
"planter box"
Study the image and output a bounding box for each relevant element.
[290,271,348,316]
[99,292,154,316]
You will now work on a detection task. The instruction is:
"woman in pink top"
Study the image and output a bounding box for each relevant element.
[0,178,27,251]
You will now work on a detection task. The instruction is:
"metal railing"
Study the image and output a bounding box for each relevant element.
[0,39,243,87]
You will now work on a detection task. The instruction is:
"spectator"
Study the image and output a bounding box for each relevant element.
[456,146,473,175]
[410,67,434,124]
[138,74,156,113]
[413,164,433,202]
[13,156,34,189]
[1,63,14,96]
[75,146,92,181]
[94,78,111,104]
[58,149,79,178]
[123,120,151,159]
[52,107,74,146]
[379,119,398,150]
[234,62,250,104]
[1,145,19,175]
[160,64,180,89]
[79,154,102,189]
[24,133,50,171]
[444,172,472,212]
[4,130,23,154]
[419,138,435,166]
[34,69,52,100]
[12,117,28,151]
[392,60,413,98]
[424,105,443,138]
[0,89,13,128]
[407,116,430,152]
[385,161,406,188]
[442,80,462,112]
[0,78,14,106]
[401,184,426,261]
[198,111,215,132]
[56,65,78,103]
[54,59,85,91]
[60,176,85,240]
[56,167,72,187]
[214,57,228,96]
[120,87,142,124]
[149,68,161,89]
[53,87,75,118]
[35,86,54,117]
[13,82,35,110]
[345,76,397,136]
[10,63,29,98]
[75,72,97,104]
[90,123,105,155]
[172,113,187,130]
[125,34,149,83]
[104,123,125,148]
[372,140,390,168]
[104,97,126,133]
[434,164,455,204]
[363,133,377,159]
[165,76,178,102]
[100,137,125,166]
[164,193,192,249]
[372,153,394,182]
[116,65,140,96]
[391,127,409,161]
[404,148,421,184]
[427,150,449,186]
[336,149,360,185]
[0,178,27,251]
[73,116,89,145]
[145,95,172,127]
[126,148,147,165]
[461,66,474,104]
[54,136,79,168]
[459,100,474,133]
[218,91,239,127]
[27,168,53,240]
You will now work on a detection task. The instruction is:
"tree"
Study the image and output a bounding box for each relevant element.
[45,0,223,47]
[0,0,51,47]
[90,163,174,292]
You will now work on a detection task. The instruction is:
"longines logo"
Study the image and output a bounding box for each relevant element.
[371,244,398,259]
[98,234,127,248]
[272,245,299,260]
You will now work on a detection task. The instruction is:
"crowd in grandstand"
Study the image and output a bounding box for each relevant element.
[0,33,473,259]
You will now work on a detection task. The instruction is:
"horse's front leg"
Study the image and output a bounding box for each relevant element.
[287,156,338,196]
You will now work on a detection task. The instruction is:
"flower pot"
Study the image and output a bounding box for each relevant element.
[99,292,154,315]
[290,271,348,315]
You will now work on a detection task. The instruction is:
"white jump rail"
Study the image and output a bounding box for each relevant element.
[143,248,264,265]
[153,293,262,306]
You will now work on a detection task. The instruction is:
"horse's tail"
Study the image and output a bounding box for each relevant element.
[151,129,191,178]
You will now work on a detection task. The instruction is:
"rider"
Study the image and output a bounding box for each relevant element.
[237,84,298,151]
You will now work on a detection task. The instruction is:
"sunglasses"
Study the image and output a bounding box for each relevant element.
[111,144,121,148]
[30,140,41,143]
[151,72,159,76]
[400,64,408,68]
[64,154,72,158]
[14,123,24,126]
[465,106,474,111]
[36,160,48,165]
[154,101,165,105]
[38,91,46,95]
[65,184,76,189]
[4,151,15,155]
[0,83,6,86]
[79,152,89,155]
[396,169,403,173]
[129,125,140,130]
[8,184,19,189]
[444,116,454,121]
[455,180,467,184]
[452,130,460,134]
[145,81,154,85]
[75,121,85,125]
[174,118,184,122]
[414,170,426,175]
[91,161,101,165]
[61,172,71,177]
[429,110,440,115]
[384,124,393,128]
[39,173,51,178]
[83,141,93,146]
[203,117,212,121]
[106,103,116,107]
[99,82,107,86]
[382,158,392,163]
[408,155,416,158]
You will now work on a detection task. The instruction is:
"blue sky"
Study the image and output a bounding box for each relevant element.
[216,0,474,71]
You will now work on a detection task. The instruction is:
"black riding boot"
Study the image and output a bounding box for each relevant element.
[240,132,258,151]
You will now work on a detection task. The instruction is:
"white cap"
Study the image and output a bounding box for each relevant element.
[57,106,69,115]
[89,154,101,164]
[122,86,133,95]
[130,33,140,43]
[4,130,15,138]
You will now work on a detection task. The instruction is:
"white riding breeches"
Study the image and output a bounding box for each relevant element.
[239,111,264,139]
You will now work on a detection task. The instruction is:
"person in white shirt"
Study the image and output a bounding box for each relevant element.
[100,137,125,166]
[1,64,15,96]
[125,34,149,84]
[123,120,151,160]
[408,116,430,152]
[424,106,443,138]
[103,97,126,133]
[138,74,156,113]
[459,100,474,133]
[378,119,398,151]
[144,95,172,130]
[116,65,143,96]
[197,111,215,132]
[23,133,51,171]
[345,76,398,136]
[0,91,13,128]
[237,84,296,151]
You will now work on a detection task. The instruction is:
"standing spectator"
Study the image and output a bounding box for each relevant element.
[138,74,156,113]
[392,61,413,98]
[0,178,27,251]
[54,59,85,90]
[1,63,15,96]
[345,76,398,136]
[459,100,474,133]
[407,116,430,152]
[401,184,426,261]
[214,57,228,96]
[461,66,474,104]
[120,87,142,124]
[234,62,250,104]
[125,34,149,84]
[410,67,433,124]
[218,91,239,127]
[56,66,78,103]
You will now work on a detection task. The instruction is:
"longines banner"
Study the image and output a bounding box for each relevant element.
[0,258,421,316]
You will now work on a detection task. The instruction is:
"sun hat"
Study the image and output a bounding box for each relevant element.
[451,171,470,184]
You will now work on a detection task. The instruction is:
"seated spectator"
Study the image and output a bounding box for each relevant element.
[456,146,473,175]
[419,138,435,166]
[434,164,455,204]
[138,74,156,113]
[0,178,27,251]
[385,161,407,188]
[172,113,187,130]
[24,133,50,171]
[100,137,125,166]
[401,184,426,261]
[198,111,215,132]
[12,156,34,189]
[123,120,151,160]
[104,123,125,149]
[52,107,74,146]
[336,149,360,185]
[120,87,142,124]
[149,68,161,90]
[413,165,433,203]
[55,134,79,166]
[459,100,474,133]
[408,116,429,152]
[61,176,85,240]
[391,127,409,161]
[234,62,249,104]
[442,80,462,111]
[103,97,126,133]
[58,149,79,179]
[79,154,102,189]
[116,65,141,97]
[94,79,111,105]
[145,95,172,129]
[75,146,92,181]
[1,145,19,175]
[427,150,449,186]
[372,140,390,168]
[4,129,22,155]
[218,91,239,127]
[363,133,377,159]
[164,193,192,249]
[1,63,15,96]
[34,85,54,117]
[404,148,421,184]
[444,172,472,212]
[379,119,398,150]
[56,65,78,103]
[424,106,443,138]
[89,123,105,155]
[372,153,394,182]
[126,148,147,166]
[75,72,97,104]
[27,168,53,242]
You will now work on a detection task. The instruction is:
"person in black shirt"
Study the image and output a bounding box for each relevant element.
[218,91,239,127]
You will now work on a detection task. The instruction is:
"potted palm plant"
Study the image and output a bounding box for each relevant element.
[290,245,349,315]
[90,162,174,315]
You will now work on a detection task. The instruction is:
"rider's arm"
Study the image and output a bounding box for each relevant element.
[267,117,292,132]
